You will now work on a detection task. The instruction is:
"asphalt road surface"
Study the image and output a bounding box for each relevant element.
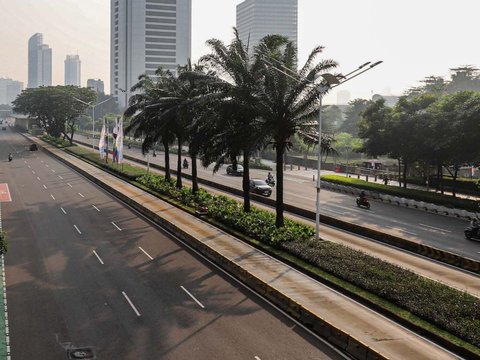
[0,128,345,359]
[76,133,479,261]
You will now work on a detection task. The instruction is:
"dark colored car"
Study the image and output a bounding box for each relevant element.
[226,164,244,176]
[249,178,272,197]
[1,126,6,131]
[29,144,38,151]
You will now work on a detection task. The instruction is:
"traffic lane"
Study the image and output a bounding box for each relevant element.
[51,166,343,359]
[5,136,343,359]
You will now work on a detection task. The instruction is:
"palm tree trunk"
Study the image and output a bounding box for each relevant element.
[163,139,171,182]
[275,143,285,228]
[191,153,198,194]
[176,138,182,189]
[402,160,408,188]
[242,150,251,213]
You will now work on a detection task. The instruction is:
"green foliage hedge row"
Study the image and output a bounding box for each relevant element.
[281,239,480,348]
[137,173,479,349]
[0,231,8,254]
[322,174,480,212]
[41,135,73,148]
[137,174,313,245]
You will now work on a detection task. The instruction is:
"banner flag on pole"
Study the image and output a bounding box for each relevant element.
[115,117,124,163]
[98,123,106,159]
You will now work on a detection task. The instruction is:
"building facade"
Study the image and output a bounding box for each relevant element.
[87,78,105,94]
[110,0,192,108]
[65,55,81,86]
[28,33,52,88]
[236,0,297,50]
[0,78,24,105]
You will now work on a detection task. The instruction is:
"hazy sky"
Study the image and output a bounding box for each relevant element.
[1,0,479,104]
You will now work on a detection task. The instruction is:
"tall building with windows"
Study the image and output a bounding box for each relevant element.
[65,55,81,86]
[28,33,52,88]
[111,0,192,108]
[236,0,297,50]
[87,78,105,94]
[0,78,24,105]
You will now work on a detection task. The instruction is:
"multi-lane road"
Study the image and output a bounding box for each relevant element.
[75,133,478,261]
[1,128,346,358]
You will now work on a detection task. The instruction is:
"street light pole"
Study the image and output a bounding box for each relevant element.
[73,96,113,150]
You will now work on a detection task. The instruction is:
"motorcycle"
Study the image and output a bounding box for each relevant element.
[356,196,370,209]
[265,177,275,187]
[182,159,189,169]
[8,154,12,162]
[464,226,480,241]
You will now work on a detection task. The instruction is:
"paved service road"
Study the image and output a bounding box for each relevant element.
[77,133,480,261]
[1,130,344,358]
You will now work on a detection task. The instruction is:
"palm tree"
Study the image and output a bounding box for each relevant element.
[124,72,176,182]
[199,29,286,212]
[255,37,338,227]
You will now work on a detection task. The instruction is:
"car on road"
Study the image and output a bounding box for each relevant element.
[249,178,272,197]
[226,164,244,176]
[1,126,6,131]
[29,144,38,151]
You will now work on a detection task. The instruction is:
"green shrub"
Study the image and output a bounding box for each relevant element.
[0,231,8,254]
[42,135,73,148]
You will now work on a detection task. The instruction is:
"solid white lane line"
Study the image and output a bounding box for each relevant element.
[60,207,67,214]
[138,247,154,261]
[36,177,41,181]
[122,291,141,316]
[419,223,451,233]
[111,222,122,231]
[92,205,100,212]
[78,192,85,198]
[43,184,47,189]
[180,286,205,309]
[402,230,418,236]
[58,175,63,180]
[50,194,55,200]
[73,225,82,235]
[67,183,72,188]
[93,250,104,265]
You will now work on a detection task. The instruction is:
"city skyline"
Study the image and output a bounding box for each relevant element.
[1,0,480,104]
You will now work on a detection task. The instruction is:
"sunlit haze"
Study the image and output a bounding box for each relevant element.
[1,0,479,104]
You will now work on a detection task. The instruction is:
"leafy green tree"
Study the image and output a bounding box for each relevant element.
[13,86,96,143]
[339,98,369,136]
[321,105,343,132]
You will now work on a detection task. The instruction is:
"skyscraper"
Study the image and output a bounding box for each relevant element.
[236,0,297,50]
[87,79,105,94]
[0,78,24,105]
[111,0,192,108]
[28,33,52,88]
[65,55,81,86]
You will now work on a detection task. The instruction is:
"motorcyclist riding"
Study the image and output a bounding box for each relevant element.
[471,216,480,236]
[8,153,12,162]
[183,158,189,169]
[360,190,367,201]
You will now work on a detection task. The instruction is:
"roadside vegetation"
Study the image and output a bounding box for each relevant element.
[0,231,8,255]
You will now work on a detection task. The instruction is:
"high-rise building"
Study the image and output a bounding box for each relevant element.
[87,78,105,94]
[28,33,52,88]
[236,0,297,50]
[65,55,81,86]
[111,0,192,108]
[0,78,24,105]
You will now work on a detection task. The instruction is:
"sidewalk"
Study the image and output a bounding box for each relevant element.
[0,205,9,360]
[34,138,464,359]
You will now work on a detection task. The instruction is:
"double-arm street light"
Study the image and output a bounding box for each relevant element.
[263,57,382,241]
[73,97,113,150]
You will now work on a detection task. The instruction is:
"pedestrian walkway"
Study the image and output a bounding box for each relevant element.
[0,205,10,360]
[32,137,463,359]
